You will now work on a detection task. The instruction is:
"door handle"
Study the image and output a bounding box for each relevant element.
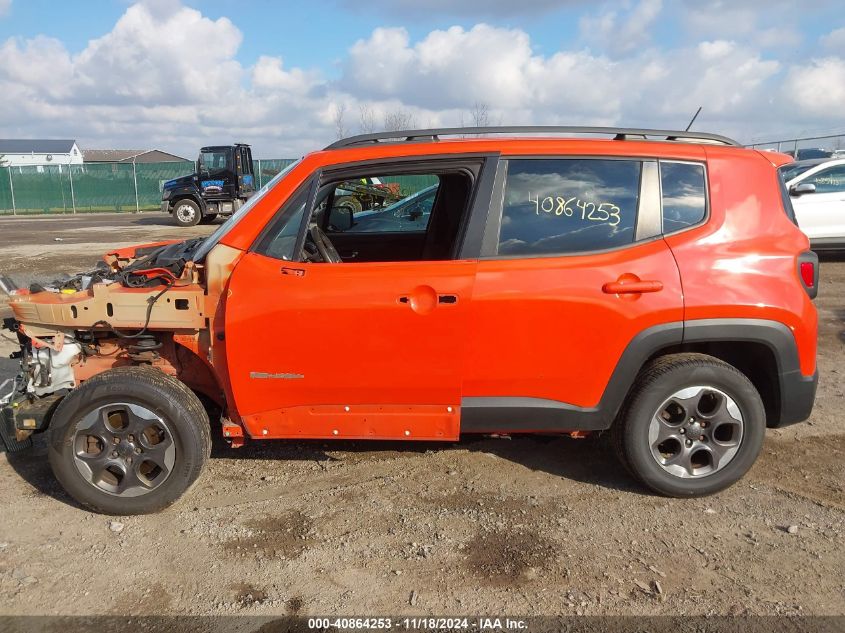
[602,279,663,294]
[397,288,457,313]
[400,295,459,304]
[280,266,306,277]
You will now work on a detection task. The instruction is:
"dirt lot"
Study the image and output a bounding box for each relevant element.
[0,213,842,618]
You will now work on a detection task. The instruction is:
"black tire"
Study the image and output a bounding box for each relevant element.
[172,199,201,227]
[48,366,211,515]
[612,353,765,497]
[335,196,362,213]
[199,213,218,225]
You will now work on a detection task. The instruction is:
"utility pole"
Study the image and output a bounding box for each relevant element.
[69,165,76,213]
[132,158,140,213]
[7,167,16,216]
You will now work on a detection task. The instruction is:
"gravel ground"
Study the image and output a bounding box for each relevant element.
[0,213,842,618]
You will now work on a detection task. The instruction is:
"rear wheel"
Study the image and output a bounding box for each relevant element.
[48,366,210,515]
[613,353,765,497]
[172,199,201,227]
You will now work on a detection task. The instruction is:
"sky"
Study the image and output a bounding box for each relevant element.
[0,0,844,158]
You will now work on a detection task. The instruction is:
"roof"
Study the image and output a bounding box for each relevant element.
[82,149,189,163]
[0,139,77,154]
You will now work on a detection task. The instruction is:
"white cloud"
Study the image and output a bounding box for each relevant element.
[340,0,582,17]
[682,1,760,38]
[340,25,781,129]
[784,57,845,118]
[251,56,318,95]
[821,27,845,53]
[754,27,801,50]
[0,0,842,156]
[74,3,242,105]
[579,0,663,56]
[679,0,805,50]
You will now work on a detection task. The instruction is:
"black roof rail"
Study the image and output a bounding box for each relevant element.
[325,126,740,150]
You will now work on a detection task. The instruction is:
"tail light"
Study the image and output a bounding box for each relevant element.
[798,251,819,299]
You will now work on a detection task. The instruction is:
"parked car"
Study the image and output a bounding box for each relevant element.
[2,126,818,514]
[784,148,833,160]
[338,184,438,233]
[781,158,845,249]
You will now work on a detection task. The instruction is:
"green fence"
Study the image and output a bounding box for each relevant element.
[0,159,297,215]
[253,159,298,189]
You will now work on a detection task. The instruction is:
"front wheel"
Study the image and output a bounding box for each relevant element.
[172,199,201,227]
[48,366,211,515]
[613,353,765,497]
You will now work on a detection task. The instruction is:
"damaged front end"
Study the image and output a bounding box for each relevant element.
[0,316,76,452]
[1,237,239,453]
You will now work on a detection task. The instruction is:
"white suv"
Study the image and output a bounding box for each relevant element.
[781,158,845,249]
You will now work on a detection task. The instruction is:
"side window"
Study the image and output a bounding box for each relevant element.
[498,159,641,256]
[804,165,845,193]
[254,185,309,261]
[326,175,440,234]
[660,162,707,233]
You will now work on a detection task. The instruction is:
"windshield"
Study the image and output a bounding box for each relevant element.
[779,163,816,182]
[200,151,228,172]
[192,158,302,262]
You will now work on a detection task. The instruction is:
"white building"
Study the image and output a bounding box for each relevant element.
[0,139,83,167]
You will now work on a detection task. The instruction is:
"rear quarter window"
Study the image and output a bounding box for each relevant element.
[660,162,707,233]
[498,159,641,256]
[777,170,798,226]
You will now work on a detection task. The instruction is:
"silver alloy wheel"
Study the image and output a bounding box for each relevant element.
[175,203,197,224]
[648,386,744,478]
[72,403,176,497]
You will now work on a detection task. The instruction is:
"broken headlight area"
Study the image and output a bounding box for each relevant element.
[2,320,82,402]
[0,322,82,450]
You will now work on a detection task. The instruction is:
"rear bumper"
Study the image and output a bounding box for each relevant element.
[773,369,818,427]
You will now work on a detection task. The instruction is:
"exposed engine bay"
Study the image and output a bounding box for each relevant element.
[1,237,233,449]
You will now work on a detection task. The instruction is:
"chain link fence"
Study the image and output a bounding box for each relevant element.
[0,159,297,216]
[746,133,845,157]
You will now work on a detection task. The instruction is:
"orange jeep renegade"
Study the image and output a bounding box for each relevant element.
[0,127,818,514]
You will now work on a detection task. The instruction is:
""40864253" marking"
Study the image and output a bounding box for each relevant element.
[528,193,621,227]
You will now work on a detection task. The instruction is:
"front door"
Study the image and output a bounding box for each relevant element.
[224,172,481,441]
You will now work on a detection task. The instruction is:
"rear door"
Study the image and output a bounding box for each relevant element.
[461,156,687,431]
